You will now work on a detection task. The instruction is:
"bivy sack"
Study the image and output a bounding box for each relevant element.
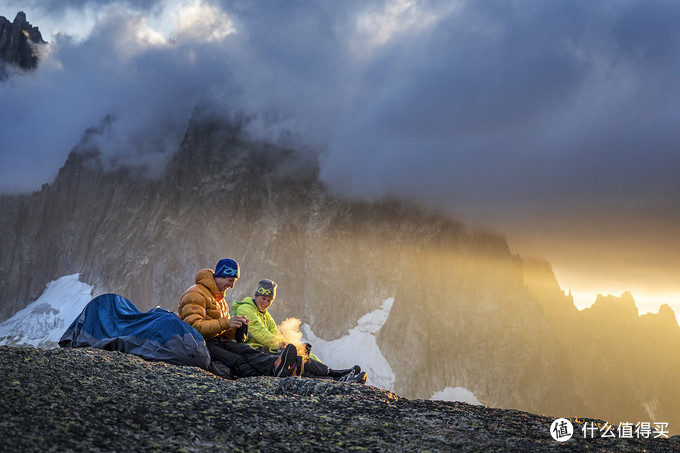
[59,293,210,369]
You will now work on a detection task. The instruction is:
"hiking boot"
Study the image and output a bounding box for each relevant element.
[338,370,367,384]
[354,371,367,385]
[273,343,298,377]
[328,365,362,379]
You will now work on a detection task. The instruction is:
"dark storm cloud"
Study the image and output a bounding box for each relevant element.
[2,0,680,220]
[321,0,680,224]
[0,0,357,191]
[9,0,162,15]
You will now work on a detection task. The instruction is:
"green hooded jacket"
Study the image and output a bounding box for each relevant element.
[231,297,284,353]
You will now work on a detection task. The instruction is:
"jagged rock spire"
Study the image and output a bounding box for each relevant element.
[0,11,47,78]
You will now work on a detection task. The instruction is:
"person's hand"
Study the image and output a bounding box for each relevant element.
[228,316,244,328]
[228,316,250,329]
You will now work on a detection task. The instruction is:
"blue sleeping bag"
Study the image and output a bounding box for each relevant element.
[59,293,210,369]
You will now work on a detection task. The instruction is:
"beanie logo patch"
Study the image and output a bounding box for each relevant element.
[256,287,272,295]
[216,265,239,277]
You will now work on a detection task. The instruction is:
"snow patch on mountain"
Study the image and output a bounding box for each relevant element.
[303,297,396,391]
[431,387,482,405]
[0,274,93,348]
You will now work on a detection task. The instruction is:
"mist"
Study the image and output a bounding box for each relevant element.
[2,0,680,312]
[4,0,680,208]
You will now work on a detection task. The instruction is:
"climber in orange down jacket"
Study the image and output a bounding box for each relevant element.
[178,258,298,378]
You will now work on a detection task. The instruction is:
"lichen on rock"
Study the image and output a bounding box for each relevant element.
[1,346,678,452]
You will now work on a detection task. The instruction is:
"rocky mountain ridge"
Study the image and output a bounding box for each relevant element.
[0,12,46,78]
[2,346,678,452]
[1,108,679,433]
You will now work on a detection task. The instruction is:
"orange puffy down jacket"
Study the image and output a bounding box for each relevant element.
[178,268,236,340]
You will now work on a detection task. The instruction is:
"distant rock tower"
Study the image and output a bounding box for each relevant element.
[0,11,47,78]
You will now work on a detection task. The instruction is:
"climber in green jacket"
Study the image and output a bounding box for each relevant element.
[231,279,367,383]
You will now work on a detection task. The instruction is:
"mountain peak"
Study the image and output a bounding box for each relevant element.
[641,303,680,330]
[0,11,47,78]
[588,292,639,320]
[14,11,27,23]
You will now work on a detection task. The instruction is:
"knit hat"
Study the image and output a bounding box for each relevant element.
[214,258,240,279]
[255,279,277,300]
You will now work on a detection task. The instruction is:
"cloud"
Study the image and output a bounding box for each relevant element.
[2,0,680,219]
[0,1,240,190]
[320,0,680,223]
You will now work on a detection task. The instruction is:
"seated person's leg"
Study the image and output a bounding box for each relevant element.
[298,353,359,380]
[301,356,330,377]
[207,338,242,370]
[208,339,297,377]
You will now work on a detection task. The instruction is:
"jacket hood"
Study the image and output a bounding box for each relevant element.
[232,296,258,312]
[195,268,222,298]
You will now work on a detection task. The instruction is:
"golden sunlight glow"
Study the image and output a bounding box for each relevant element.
[506,217,680,328]
[555,276,680,325]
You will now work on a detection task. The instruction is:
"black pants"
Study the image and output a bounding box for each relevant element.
[302,357,330,377]
[253,346,330,378]
[206,338,277,377]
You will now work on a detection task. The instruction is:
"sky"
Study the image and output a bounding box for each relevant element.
[1,0,679,317]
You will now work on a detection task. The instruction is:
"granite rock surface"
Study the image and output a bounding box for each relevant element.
[1,346,678,452]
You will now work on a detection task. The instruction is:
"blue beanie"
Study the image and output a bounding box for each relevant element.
[214,258,240,279]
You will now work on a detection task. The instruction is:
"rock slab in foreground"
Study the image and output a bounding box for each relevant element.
[0,346,677,452]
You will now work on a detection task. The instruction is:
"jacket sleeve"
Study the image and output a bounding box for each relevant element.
[264,313,285,348]
[237,304,285,350]
[179,292,231,340]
